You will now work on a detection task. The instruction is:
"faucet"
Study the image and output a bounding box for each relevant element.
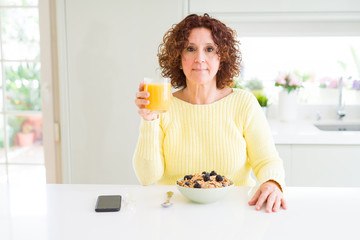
[316,111,322,121]
[337,77,346,120]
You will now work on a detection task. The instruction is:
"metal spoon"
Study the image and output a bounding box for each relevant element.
[161,191,174,208]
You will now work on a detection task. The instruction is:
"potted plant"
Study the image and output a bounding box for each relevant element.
[275,72,303,94]
[5,63,41,147]
[275,72,303,122]
[16,120,35,147]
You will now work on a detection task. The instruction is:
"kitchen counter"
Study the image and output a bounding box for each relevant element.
[1,184,359,240]
[268,119,360,144]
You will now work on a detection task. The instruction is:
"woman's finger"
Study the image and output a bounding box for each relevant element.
[255,191,269,211]
[272,195,282,212]
[281,198,288,210]
[136,91,150,99]
[135,99,149,108]
[248,189,261,206]
[138,81,145,91]
[265,192,277,213]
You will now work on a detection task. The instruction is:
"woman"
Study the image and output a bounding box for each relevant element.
[133,14,287,213]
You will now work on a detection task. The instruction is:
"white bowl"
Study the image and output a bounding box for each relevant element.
[176,179,234,204]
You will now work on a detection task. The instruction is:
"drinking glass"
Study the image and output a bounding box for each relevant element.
[144,77,171,113]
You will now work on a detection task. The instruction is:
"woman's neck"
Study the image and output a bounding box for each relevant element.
[176,84,232,105]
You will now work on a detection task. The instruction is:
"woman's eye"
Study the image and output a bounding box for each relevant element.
[186,46,195,52]
[206,47,214,52]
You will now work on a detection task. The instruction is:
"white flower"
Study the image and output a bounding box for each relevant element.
[288,74,302,87]
[275,73,287,85]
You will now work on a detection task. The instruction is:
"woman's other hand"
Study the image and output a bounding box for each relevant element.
[135,81,159,121]
[248,180,287,213]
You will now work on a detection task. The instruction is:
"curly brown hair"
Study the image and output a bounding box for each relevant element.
[158,13,241,89]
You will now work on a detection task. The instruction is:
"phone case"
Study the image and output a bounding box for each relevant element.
[95,195,122,212]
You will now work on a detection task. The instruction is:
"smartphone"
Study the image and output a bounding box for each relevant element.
[95,195,122,212]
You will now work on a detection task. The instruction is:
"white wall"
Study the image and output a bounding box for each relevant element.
[57,0,360,184]
[57,0,185,184]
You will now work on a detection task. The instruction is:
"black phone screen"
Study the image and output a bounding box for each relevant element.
[95,195,122,212]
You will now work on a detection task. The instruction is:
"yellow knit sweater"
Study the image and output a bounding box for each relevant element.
[133,89,285,188]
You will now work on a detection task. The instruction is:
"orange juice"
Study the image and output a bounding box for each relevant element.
[144,83,171,113]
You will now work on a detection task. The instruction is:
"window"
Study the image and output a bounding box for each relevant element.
[0,0,45,184]
[238,37,360,105]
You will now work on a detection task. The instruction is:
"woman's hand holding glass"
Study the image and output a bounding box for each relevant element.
[135,78,171,121]
[135,81,159,121]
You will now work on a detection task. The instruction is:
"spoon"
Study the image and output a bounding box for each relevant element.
[161,191,174,208]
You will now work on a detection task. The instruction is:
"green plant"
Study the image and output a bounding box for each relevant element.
[232,76,245,89]
[0,125,14,148]
[337,46,360,90]
[21,120,34,133]
[254,92,268,107]
[1,116,27,148]
[5,62,41,111]
[245,78,263,91]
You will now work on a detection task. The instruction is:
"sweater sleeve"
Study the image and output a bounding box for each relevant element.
[132,118,165,185]
[242,93,286,190]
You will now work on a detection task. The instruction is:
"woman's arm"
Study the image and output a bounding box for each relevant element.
[243,94,285,189]
[133,118,165,185]
[133,81,165,185]
[242,93,287,212]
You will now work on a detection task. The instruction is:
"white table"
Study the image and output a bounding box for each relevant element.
[0,184,359,240]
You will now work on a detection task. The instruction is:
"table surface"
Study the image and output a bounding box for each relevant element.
[1,184,359,240]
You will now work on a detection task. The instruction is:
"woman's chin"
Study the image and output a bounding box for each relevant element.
[187,76,216,85]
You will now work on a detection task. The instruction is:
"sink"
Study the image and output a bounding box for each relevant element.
[314,122,360,131]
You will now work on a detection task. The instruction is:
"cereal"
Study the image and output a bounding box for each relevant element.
[177,171,231,188]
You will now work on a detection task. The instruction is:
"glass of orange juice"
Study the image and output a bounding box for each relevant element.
[144,77,171,113]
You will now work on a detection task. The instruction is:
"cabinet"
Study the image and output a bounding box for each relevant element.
[276,144,360,187]
[275,145,292,185]
[190,0,360,13]
[189,0,360,36]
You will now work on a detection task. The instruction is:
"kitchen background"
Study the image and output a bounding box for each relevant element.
[0,0,359,186]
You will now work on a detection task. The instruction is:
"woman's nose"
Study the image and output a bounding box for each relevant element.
[195,51,205,63]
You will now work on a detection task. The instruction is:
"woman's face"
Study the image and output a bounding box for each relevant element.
[181,28,220,87]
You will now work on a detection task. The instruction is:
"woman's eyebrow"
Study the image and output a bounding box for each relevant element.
[188,42,215,45]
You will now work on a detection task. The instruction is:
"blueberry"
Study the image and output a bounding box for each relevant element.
[216,175,223,182]
[203,175,210,181]
[202,171,207,174]
[185,181,190,186]
[222,184,226,187]
[194,180,197,183]
[210,170,217,176]
[193,183,201,188]
[184,175,190,180]
[188,175,193,179]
